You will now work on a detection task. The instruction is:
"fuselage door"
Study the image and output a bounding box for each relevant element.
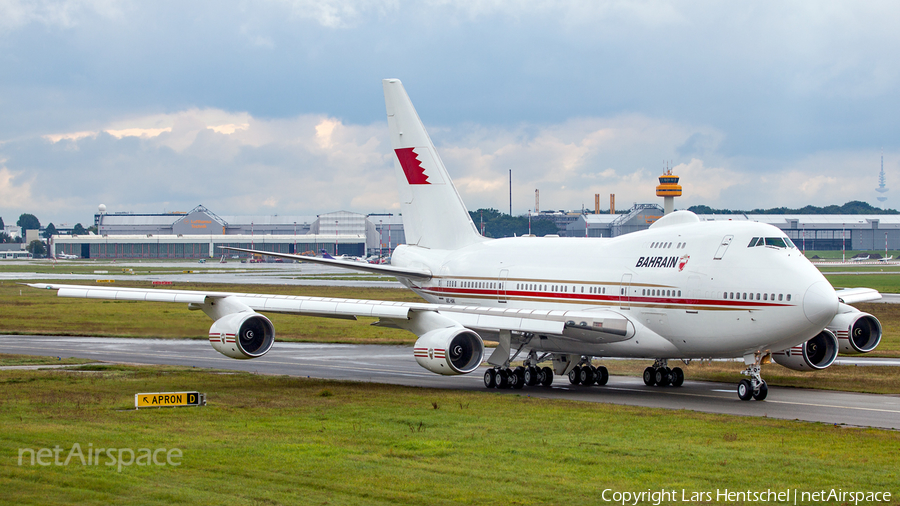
[498,269,509,303]
[619,273,632,310]
[713,235,734,260]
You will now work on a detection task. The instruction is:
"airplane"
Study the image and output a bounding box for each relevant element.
[320,249,367,263]
[879,256,893,262]
[851,255,870,262]
[55,253,79,260]
[28,79,883,401]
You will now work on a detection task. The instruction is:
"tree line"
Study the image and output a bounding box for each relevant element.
[0,213,92,258]
[687,201,899,215]
[468,208,559,238]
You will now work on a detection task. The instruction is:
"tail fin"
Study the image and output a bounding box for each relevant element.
[320,249,335,259]
[383,79,485,250]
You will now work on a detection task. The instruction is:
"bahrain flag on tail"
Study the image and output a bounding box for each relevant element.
[395,147,445,185]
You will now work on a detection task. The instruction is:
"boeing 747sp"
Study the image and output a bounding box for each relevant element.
[30,80,882,401]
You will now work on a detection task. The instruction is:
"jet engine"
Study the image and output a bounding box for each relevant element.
[413,327,484,375]
[771,329,838,371]
[208,312,275,359]
[827,306,882,354]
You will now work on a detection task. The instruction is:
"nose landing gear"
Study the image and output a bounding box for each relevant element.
[737,353,768,401]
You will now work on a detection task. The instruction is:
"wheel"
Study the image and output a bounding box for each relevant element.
[568,366,581,385]
[642,367,656,386]
[654,367,670,387]
[671,367,684,387]
[579,366,595,386]
[523,367,535,386]
[540,367,554,386]
[595,366,609,386]
[737,379,753,401]
[752,381,768,401]
[512,368,525,389]
[483,369,496,388]
[496,368,509,389]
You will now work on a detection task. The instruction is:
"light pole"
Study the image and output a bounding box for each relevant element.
[335,220,339,256]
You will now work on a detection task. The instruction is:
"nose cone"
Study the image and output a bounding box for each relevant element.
[803,281,839,327]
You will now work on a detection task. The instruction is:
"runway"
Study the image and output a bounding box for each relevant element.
[2,335,899,430]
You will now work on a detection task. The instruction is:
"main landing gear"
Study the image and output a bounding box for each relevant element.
[641,359,684,387]
[567,359,609,387]
[483,365,553,389]
[737,353,768,401]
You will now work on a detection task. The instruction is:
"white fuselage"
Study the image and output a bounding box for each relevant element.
[390,219,838,360]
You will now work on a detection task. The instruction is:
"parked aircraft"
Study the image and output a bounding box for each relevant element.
[29,80,883,401]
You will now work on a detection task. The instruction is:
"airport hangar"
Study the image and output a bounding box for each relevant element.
[51,203,900,259]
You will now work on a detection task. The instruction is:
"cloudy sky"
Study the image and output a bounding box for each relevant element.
[1,0,899,227]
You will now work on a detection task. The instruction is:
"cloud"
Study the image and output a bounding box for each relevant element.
[1,106,898,225]
[0,0,123,30]
[0,163,32,209]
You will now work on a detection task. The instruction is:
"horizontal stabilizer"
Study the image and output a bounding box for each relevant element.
[218,246,432,280]
[835,287,882,304]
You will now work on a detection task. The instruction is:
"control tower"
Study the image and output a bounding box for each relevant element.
[656,169,682,215]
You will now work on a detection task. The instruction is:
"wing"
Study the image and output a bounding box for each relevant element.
[26,282,632,342]
[217,246,432,280]
[834,287,882,304]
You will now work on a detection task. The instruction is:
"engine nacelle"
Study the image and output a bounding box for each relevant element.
[771,329,838,371]
[827,307,882,354]
[208,312,275,359]
[413,327,484,375]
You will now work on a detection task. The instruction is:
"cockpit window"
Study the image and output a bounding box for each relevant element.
[749,237,796,249]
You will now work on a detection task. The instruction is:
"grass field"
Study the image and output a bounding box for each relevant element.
[1,364,898,505]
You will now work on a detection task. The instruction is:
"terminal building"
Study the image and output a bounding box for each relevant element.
[51,199,900,259]
[52,205,404,260]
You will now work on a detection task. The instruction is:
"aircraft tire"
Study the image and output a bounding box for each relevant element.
[568,366,581,385]
[496,369,510,389]
[752,381,768,401]
[643,367,656,386]
[671,367,684,387]
[595,366,609,386]
[523,366,538,386]
[540,367,554,386]
[580,366,596,386]
[655,367,671,387]
[484,369,497,389]
[512,368,525,389]
[737,379,753,401]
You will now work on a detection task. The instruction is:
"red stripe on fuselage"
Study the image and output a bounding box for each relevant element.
[420,286,790,309]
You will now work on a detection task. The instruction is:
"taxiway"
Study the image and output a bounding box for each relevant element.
[1,335,898,430]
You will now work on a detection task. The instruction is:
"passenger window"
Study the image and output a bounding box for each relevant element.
[763,293,767,301]
[778,294,783,301]
[677,290,681,297]
[787,294,791,301]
